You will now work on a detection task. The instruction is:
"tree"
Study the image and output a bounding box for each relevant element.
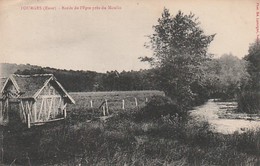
[141,9,215,109]
[204,54,249,99]
[244,40,260,90]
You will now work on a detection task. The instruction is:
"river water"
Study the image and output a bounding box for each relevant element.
[189,99,260,134]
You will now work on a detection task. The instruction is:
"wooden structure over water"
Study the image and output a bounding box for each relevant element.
[0,74,75,128]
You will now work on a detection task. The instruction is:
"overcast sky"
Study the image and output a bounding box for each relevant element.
[0,0,257,72]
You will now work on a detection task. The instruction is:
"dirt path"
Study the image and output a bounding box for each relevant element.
[189,99,260,134]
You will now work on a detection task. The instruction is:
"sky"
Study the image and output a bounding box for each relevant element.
[0,0,257,72]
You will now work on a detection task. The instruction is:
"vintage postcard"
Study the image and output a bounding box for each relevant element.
[0,0,259,165]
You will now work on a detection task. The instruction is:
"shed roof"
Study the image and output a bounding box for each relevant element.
[0,77,7,99]
[0,77,7,89]
[1,74,75,104]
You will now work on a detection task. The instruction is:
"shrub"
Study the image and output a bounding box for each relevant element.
[135,96,187,122]
[237,91,260,114]
[230,129,260,156]
[183,121,215,147]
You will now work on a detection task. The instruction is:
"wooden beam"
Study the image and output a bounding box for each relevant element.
[59,97,62,107]
[102,106,105,116]
[135,98,138,107]
[39,95,62,98]
[27,113,30,128]
[30,117,65,125]
[105,99,109,115]
[58,97,62,115]
[44,98,47,120]
[47,97,53,120]
[90,100,93,108]
[53,97,56,116]
[62,103,67,110]
[20,100,26,122]
[26,101,32,122]
[63,108,67,118]
[34,103,37,122]
[37,98,44,120]
[122,99,125,110]
[33,77,53,99]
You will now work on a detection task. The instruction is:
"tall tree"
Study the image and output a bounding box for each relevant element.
[141,9,215,108]
[204,54,249,99]
[244,40,260,90]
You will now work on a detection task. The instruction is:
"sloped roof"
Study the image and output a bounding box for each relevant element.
[1,74,75,104]
[0,77,7,90]
[0,77,7,99]
[13,74,53,98]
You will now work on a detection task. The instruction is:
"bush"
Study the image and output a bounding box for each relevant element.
[237,91,260,114]
[135,96,187,122]
[230,129,260,156]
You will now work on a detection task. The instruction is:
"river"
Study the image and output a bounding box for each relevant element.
[189,99,260,134]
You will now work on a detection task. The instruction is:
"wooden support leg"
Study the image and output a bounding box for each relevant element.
[90,100,93,108]
[122,99,125,110]
[27,113,31,129]
[63,108,67,118]
[105,99,109,115]
[102,106,105,116]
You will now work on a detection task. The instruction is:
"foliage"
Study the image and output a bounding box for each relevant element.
[244,40,260,90]
[237,41,260,114]
[141,9,215,109]
[135,96,187,122]
[231,129,260,156]
[204,54,250,99]
[237,91,260,114]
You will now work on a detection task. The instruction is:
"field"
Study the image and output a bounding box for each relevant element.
[68,90,165,115]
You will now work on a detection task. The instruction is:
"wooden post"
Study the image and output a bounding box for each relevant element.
[90,100,93,108]
[63,108,67,118]
[134,98,138,107]
[105,99,109,115]
[122,99,125,110]
[145,98,148,103]
[102,106,105,116]
[27,113,31,129]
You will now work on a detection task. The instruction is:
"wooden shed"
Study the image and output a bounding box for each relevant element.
[0,74,75,128]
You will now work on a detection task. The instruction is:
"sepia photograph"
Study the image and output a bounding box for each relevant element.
[0,0,259,165]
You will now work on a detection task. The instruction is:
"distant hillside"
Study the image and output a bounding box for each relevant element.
[0,63,41,77]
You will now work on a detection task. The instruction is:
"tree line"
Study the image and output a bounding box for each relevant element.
[14,67,158,92]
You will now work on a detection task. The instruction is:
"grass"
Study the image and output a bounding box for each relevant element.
[1,95,259,165]
[2,110,260,165]
[68,90,165,111]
